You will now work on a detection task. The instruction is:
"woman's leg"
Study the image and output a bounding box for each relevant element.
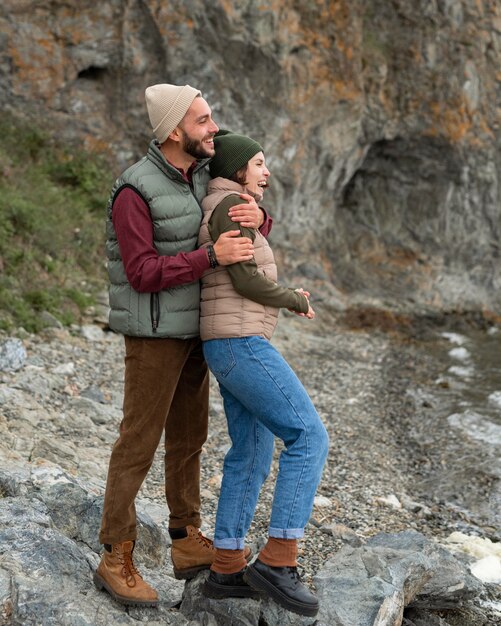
[215,385,275,547]
[204,338,275,549]
[205,336,329,539]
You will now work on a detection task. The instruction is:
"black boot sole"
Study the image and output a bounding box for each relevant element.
[203,578,260,599]
[243,565,319,617]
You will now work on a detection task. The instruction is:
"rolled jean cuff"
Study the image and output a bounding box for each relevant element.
[214,537,246,550]
[269,527,304,540]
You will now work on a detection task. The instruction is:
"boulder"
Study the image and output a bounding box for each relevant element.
[313,531,482,626]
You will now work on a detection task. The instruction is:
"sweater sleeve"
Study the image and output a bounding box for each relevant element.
[259,207,273,237]
[208,196,309,314]
[112,187,210,292]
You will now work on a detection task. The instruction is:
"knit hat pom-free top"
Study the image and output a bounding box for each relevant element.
[145,84,201,144]
[209,129,263,179]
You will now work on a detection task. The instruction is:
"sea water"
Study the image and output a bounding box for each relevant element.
[436,327,501,592]
[440,327,501,447]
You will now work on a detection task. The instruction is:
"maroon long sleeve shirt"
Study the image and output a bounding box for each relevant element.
[112,186,272,293]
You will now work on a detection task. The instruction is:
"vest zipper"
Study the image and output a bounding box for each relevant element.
[150,293,160,333]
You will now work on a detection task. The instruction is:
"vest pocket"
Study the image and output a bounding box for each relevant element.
[150,293,160,333]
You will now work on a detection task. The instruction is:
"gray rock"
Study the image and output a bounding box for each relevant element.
[403,608,451,625]
[39,311,64,329]
[0,310,497,625]
[52,362,75,376]
[31,475,168,568]
[31,437,77,468]
[68,395,121,425]
[80,325,106,342]
[0,456,31,497]
[296,262,330,281]
[0,566,12,622]
[367,532,483,609]
[81,385,106,404]
[0,338,26,372]
[313,531,482,626]
[0,523,96,625]
[180,571,261,625]
[260,596,318,626]
[0,479,185,625]
[0,496,52,531]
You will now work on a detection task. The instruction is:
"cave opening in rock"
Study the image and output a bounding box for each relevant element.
[77,66,108,81]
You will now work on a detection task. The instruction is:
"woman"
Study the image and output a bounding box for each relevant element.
[198,130,329,617]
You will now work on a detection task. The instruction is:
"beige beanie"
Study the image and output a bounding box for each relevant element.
[145,84,201,144]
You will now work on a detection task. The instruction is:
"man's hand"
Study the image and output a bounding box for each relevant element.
[213,230,254,266]
[228,194,264,229]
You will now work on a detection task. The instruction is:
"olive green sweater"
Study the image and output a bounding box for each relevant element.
[208,195,308,313]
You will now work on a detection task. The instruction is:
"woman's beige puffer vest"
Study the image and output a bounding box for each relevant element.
[198,178,279,341]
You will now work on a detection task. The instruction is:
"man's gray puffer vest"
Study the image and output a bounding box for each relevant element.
[105,141,210,338]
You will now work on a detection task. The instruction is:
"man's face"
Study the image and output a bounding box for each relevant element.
[179,96,219,159]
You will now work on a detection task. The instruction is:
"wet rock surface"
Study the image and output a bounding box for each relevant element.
[0,310,499,625]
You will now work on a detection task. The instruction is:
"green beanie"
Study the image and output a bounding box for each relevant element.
[210,129,263,179]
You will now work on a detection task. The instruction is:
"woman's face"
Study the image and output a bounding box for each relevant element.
[245,151,270,195]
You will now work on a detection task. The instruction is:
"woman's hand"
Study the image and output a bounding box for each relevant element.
[228,194,264,229]
[291,288,315,319]
[305,303,315,319]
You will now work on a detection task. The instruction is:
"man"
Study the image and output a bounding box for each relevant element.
[94,84,270,607]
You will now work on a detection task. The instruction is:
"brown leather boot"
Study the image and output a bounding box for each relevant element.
[171,525,215,580]
[93,541,158,607]
[171,525,253,580]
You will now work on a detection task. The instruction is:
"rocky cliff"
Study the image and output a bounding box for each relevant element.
[1,0,500,313]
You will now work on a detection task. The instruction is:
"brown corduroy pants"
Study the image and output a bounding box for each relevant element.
[99,335,209,545]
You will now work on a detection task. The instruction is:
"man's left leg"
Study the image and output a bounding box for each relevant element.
[164,338,214,579]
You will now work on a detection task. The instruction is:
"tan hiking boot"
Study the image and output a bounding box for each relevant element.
[171,526,252,580]
[171,526,215,580]
[93,541,158,607]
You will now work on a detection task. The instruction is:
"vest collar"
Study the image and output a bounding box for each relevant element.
[207,176,263,203]
[147,140,210,182]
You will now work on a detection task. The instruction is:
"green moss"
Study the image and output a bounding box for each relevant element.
[0,112,113,332]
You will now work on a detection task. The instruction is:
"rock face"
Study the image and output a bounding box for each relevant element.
[1,0,500,312]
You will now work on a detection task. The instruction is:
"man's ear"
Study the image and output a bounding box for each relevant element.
[168,127,183,143]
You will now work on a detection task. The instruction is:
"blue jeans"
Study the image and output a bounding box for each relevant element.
[203,336,329,550]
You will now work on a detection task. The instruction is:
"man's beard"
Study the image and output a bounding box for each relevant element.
[181,130,214,160]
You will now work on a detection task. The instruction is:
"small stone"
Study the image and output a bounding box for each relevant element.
[375,494,402,510]
[320,523,363,547]
[314,495,332,507]
[80,325,105,342]
[207,474,222,488]
[52,362,75,375]
[39,311,63,329]
[81,385,106,404]
[0,338,27,372]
